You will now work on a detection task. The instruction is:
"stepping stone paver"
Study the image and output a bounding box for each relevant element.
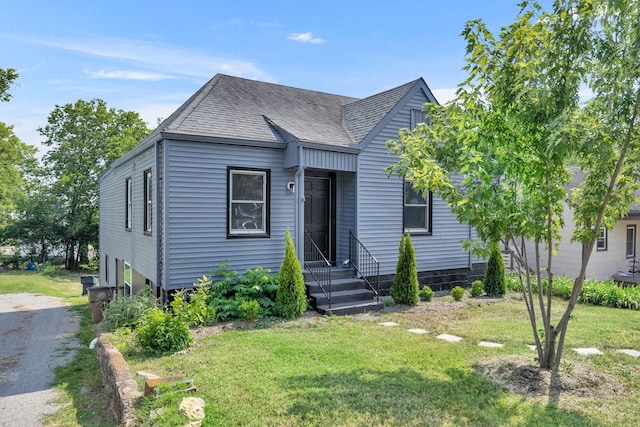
[378,322,399,327]
[436,333,463,342]
[407,328,428,334]
[617,349,640,358]
[478,341,504,348]
[573,347,603,356]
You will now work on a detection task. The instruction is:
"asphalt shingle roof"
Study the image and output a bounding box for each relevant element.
[151,74,422,147]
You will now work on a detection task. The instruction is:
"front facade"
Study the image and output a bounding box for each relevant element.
[99,75,478,299]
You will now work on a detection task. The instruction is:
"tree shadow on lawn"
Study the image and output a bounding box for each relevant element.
[282,367,601,426]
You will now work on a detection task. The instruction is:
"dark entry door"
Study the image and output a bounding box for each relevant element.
[305,177,331,261]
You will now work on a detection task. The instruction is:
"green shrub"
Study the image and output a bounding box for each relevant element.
[470,280,484,297]
[136,308,192,355]
[170,276,216,327]
[239,300,261,321]
[391,233,419,305]
[275,229,307,319]
[103,286,157,332]
[451,286,465,301]
[206,263,279,321]
[484,242,506,296]
[419,285,435,302]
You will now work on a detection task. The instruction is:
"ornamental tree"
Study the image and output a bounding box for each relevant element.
[388,0,640,371]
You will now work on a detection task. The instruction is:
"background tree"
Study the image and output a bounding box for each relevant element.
[0,68,19,102]
[388,0,640,371]
[39,99,149,269]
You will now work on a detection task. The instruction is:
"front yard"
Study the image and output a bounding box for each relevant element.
[120,294,640,426]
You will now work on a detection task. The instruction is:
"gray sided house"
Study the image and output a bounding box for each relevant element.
[99,74,482,309]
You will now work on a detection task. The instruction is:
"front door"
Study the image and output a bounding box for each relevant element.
[305,176,333,262]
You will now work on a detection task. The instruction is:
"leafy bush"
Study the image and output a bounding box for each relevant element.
[484,242,506,296]
[136,308,192,355]
[103,286,157,332]
[171,276,216,327]
[206,263,279,321]
[391,233,419,305]
[239,300,261,321]
[470,280,484,297]
[451,286,465,301]
[419,285,435,302]
[276,229,307,319]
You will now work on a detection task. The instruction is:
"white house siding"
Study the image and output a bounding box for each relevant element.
[357,92,471,276]
[524,205,640,281]
[164,139,295,290]
[99,145,157,291]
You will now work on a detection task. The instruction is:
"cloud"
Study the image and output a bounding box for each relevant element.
[28,37,274,81]
[85,69,173,81]
[287,32,325,44]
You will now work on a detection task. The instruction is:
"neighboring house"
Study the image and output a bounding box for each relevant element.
[522,168,640,282]
[99,74,482,303]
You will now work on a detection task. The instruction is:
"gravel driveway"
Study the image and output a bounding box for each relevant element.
[0,293,81,426]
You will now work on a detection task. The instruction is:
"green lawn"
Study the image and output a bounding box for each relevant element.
[0,269,85,303]
[122,297,640,427]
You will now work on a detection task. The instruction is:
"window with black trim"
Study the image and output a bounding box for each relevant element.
[125,177,132,230]
[627,225,636,258]
[228,168,270,237]
[404,180,432,234]
[596,227,607,251]
[143,169,152,234]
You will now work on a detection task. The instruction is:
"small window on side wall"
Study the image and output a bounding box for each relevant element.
[596,227,607,251]
[143,169,152,234]
[626,225,636,258]
[404,180,432,234]
[125,177,132,230]
[228,168,270,237]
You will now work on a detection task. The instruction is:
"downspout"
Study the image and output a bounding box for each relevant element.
[155,140,162,298]
[294,144,305,266]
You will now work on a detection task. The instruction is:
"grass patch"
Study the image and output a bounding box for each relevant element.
[0,271,115,426]
[124,298,640,426]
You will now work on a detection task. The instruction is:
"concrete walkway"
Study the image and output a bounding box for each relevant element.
[0,294,80,427]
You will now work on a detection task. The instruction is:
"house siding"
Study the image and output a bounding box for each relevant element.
[99,145,157,292]
[336,171,356,263]
[164,139,295,289]
[539,205,640,281]
[357,91,471,276]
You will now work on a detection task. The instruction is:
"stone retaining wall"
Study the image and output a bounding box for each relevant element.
[95,335,142,426]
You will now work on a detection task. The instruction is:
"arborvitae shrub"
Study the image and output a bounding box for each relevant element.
[276,228,307,318]
[419,285,435,302]
[390,233,419,305]
[470,280,484,297]
[484,242,506,296]
[451,286,465,301]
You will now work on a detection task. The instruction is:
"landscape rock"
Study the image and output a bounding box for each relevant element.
[179,396,206,420]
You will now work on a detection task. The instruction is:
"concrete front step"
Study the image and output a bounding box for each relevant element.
[305,278,369,294]
[303,267,355,282]
[316,300,384,316]
[309,288,376,306]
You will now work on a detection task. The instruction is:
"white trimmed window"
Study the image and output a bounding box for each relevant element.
[228,168,270,237]
[596,227,607,251]
[143,169,152,234]
[404,180,432,234]
[125,177,132,230]
[627,225,636,258]
[124,261,132,296]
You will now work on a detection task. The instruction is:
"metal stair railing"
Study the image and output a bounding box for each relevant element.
[348,231,380,303]
[304,232,332,308]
